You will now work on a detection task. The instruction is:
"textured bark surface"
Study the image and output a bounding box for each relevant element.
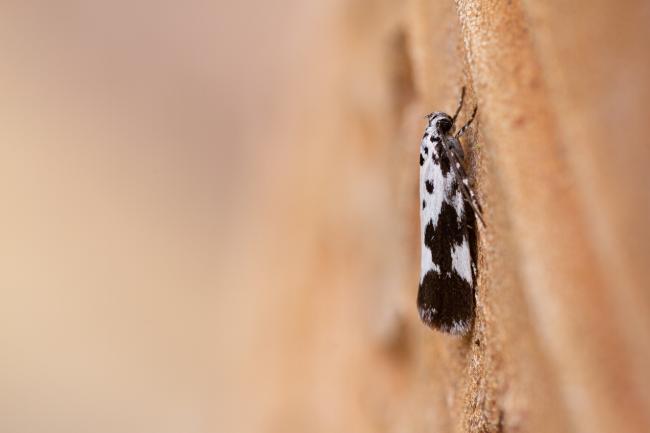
[258,1,650,432]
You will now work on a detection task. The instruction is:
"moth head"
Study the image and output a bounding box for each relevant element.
[426,112,454,134]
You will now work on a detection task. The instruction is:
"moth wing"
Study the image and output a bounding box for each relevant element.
[418,139,475,335]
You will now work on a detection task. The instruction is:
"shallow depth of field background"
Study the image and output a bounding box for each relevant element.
[1,2,649,433]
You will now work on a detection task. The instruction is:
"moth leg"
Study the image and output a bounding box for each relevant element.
[456,105,478,139]
[451,86,466,124]
[455,105,478,139]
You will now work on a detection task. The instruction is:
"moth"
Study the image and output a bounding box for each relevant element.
[417,87,484,335]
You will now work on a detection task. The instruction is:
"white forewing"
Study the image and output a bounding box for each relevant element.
[420,146,445,228]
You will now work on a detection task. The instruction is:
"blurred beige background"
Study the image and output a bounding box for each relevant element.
[0,2,307,432]
[1,1,649,433]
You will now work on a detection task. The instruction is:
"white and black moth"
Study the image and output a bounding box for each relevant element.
[418,87,485,335]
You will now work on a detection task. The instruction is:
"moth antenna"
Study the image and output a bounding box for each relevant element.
[451,86,466,124]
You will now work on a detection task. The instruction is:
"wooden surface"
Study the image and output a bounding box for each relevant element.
[259,1,650,432]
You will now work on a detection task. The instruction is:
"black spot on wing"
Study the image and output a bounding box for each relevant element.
[424,200,465,263]
[420,154,424,166]
[425,180,434,194]
[422,200,426,209]
[430,149,438,163]
[435,140,451,176]
[425,137,450,176]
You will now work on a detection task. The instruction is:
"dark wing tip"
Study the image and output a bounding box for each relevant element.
[418,269,476,335]
[418,304,473,335]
